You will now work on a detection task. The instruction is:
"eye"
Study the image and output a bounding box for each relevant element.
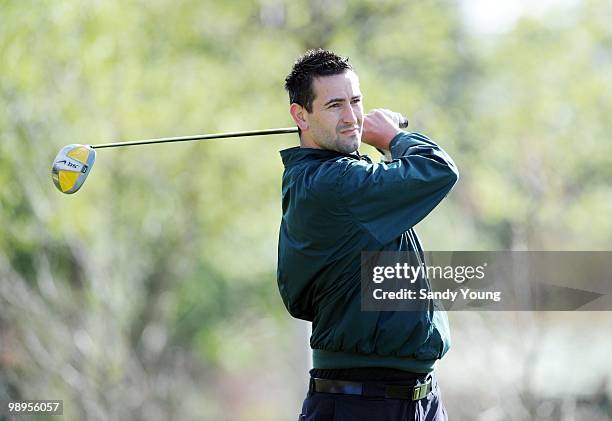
[351,98,361,104]
[328,103,340,108]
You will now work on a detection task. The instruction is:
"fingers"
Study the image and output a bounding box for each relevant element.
[362,109,404,149]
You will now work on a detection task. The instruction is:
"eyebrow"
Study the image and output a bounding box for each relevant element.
[323,95,362,107]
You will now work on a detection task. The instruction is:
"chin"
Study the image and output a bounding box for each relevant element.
[336,136,360,154]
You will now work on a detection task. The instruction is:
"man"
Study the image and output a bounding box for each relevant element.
[277,49,459,421]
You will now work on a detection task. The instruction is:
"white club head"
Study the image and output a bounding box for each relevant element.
[51,144,96,194]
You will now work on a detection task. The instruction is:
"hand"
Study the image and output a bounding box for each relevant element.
[361,109,404,150]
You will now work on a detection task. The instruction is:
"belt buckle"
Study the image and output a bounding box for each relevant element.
[412,379,431,401]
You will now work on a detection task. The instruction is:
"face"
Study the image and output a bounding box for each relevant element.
[304,71,363,154]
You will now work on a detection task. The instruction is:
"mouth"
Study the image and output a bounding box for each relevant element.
[339,127,360,136]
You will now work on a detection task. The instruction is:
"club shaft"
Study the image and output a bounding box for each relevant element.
[90,116,408,149]
[91,127,299,149]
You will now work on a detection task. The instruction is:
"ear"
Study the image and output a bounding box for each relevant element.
[289,103,309,131]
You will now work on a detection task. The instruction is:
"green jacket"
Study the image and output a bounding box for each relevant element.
[277,132,459,373]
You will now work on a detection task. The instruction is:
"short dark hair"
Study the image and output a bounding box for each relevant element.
[284,49,353,113]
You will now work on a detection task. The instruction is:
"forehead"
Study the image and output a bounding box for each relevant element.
[312,71,361,103]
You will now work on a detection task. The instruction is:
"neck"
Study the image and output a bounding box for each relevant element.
[299,133,322,149]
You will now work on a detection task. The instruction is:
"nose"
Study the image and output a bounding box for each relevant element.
[341,104,358,125]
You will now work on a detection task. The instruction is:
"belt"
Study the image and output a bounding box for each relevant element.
[311,377,433,401]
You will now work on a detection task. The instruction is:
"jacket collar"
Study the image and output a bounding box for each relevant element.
[280,146,370,167]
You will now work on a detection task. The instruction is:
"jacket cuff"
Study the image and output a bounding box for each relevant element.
[389,132,419,158]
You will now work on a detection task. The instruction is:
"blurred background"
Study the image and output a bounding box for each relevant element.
[1,0,611,419]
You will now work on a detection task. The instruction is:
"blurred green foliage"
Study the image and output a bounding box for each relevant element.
[1,0,611,420]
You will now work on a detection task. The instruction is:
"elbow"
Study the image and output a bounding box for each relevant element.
[438,161,459,193]
[443,155,459,185]
[427,151,459,186]
[448,163,459,185]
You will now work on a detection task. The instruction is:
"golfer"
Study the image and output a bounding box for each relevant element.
[277,49,459,420]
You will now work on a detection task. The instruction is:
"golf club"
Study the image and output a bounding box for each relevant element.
[51,117,409,194]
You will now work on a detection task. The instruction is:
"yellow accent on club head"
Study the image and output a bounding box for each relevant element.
[58,170,81,193]
[51,144,96,194]
[67,146,90,163]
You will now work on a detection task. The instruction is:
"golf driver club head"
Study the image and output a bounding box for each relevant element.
[51,144,96,194]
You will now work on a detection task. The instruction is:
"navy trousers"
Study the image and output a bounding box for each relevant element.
[298,377,448,421]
